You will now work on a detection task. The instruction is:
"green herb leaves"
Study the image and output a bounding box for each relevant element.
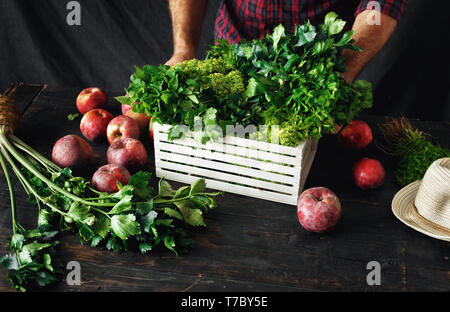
[66,113,80,121]
[294,22,317,47]
[67,202,95,226]
[272,24,286,51]
[120,12,372,148]
[55,171,219,254]
[111,214,141,240]
[379,117,450,186]
[117,57,244,142]
[0,136,222,291]
[0,228,62,292]
[323,11,346,36]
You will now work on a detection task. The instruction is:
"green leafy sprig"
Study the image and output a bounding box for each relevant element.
[0,227,63,292]
[378,117,450,186]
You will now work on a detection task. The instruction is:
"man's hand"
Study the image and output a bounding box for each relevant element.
[165,51,196,67]
[166,0,208,66]
[343,10,398,82]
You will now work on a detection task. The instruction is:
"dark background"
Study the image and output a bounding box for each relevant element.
[0,0,448,120]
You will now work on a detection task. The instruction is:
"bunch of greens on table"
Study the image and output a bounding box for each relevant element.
[118,12,373,147]
[379,117,450,186]
[0,128,222,292]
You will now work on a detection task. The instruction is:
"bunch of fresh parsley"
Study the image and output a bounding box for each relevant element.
[0,130,222,291]
[118,12,373,147]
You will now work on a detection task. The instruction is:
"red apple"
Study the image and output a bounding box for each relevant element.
[92,164,131,193]
[338,120,373,150]
[121,103,133,115]
[125,109,151,133]
[76,88,108,115]
[149,121,154,141]
[80,109,113,141]
[107,138,147,170]
[52,135,93,168]
[106,115,140,144]
[297,187,341,233]
[120,94,135,114]
[353,158,385,189]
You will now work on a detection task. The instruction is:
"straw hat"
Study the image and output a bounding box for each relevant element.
[392,157,450,241]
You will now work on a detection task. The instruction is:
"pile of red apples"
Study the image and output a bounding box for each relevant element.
[297,120,386,233]
[52,87,154,193]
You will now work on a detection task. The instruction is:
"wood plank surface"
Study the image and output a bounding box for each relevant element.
[0,84,448,292]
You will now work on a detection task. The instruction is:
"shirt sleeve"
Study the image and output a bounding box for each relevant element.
[356,0,407,22]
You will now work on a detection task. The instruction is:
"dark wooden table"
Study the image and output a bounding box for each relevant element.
[0,83,449,292]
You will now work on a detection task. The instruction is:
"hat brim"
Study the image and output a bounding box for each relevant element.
[392,180,450,242]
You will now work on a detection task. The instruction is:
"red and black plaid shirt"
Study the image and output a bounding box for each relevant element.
[215,0,407,43]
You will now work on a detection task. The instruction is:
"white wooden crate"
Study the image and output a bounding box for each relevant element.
[153,123,317,205]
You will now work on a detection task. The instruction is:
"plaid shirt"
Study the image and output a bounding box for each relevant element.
[215,0,407,43]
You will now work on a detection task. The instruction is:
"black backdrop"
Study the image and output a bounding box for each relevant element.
[0,0,449,120]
